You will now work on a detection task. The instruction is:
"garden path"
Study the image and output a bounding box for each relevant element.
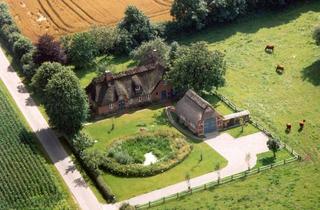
[0,48,102,210]
[104,132,269,209]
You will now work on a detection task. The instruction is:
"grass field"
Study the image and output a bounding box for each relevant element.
[150,1,320,209]
[0,80,75,210]
[254,150,293,169]
[83,107,227,200]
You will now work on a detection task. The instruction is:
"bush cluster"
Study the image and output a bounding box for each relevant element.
[0,2,36,79]
[170,0,306,32]
[67,133,116,202]
[101,131,192,177]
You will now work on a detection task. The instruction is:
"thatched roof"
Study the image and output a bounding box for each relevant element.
[86,62,165,106]
[175,90,216,125]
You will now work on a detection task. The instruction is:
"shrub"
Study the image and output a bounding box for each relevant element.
[66,133,116,202]
[113,29,134,55]
[101,131,192,177]
[113,151,135,165]
[89,26,118,54]
[0,23,20,45]
[20,50,36,79]
[82,150,103,176]
[120,203,135,210]
[7,32,21,47]
[33,34,67,65]
[13,35,34,59]
[130,37,170,66]
[313,25,320,45]
[62,32,98,68]
[207,0,248,23]
[71,132,94,155]
[0,3,14,25]
[31,62,69,94]
[171,0,208,31]
[118,6,156,50]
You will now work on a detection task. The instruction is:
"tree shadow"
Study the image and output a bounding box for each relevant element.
[260,156,276,166]
[17,84,28,93]
[65,165,77,174]
[74,177,88,188]
[25,96,36,106]
[301,60,320,86]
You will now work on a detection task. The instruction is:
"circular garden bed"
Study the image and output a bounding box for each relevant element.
[101,131,192,177]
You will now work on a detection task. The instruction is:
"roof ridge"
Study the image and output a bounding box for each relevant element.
[112,63,159,80]
[185,90,212,110]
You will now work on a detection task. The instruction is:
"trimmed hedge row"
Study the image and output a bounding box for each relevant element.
[100,131,192,177]
[67,133,116,202]
[0,2,36,79]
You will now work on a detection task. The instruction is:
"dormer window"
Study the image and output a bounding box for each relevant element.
[135,85,142,94]
[135,85,141,91]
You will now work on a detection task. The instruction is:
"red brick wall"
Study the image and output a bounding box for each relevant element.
[151,80,173,101]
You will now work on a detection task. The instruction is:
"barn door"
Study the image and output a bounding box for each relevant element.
[204,118,216,134]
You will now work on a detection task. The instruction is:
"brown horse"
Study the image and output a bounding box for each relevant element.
[265,45,275,53]
[276,64,284,74]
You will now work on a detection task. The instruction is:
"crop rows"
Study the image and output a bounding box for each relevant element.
[0,89,64,209]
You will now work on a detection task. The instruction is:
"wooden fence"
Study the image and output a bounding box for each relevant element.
[135,155,299,209]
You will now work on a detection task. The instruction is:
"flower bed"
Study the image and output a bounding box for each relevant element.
[101,131,192,177]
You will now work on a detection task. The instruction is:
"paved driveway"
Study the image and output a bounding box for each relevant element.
[205,132,270,176]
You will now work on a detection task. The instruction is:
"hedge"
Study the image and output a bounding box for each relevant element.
[0,2,36,79]
[100,131,192,177]
[67,133,116,202]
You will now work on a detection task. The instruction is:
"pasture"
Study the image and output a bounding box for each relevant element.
[0,80,74,209]
[150,1,320,209]
[4,0,172,41]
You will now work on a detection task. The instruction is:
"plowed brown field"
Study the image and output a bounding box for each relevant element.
[4,0,173,41]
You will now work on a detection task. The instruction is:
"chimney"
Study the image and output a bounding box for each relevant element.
[104,71,113,87]
[105,70,113,81]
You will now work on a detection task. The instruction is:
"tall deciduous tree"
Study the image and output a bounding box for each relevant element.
[44,70,89,134]
[33,34,67,65]
[171,0,208,30]
[168,42,226,93]
[206,0,248,23]
[13,35,34,59]
[63,32,98,69]
[31,62,69,94]
[267,139,280,158]
[130,38,170,66]
[118,6,155,50]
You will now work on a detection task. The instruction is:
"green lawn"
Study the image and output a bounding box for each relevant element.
[83,106,227,201]
[254,150,294,169]
[224,124,260,138]
[151,1,320,209]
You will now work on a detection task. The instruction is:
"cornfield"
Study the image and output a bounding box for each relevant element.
[0,87,66,209]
